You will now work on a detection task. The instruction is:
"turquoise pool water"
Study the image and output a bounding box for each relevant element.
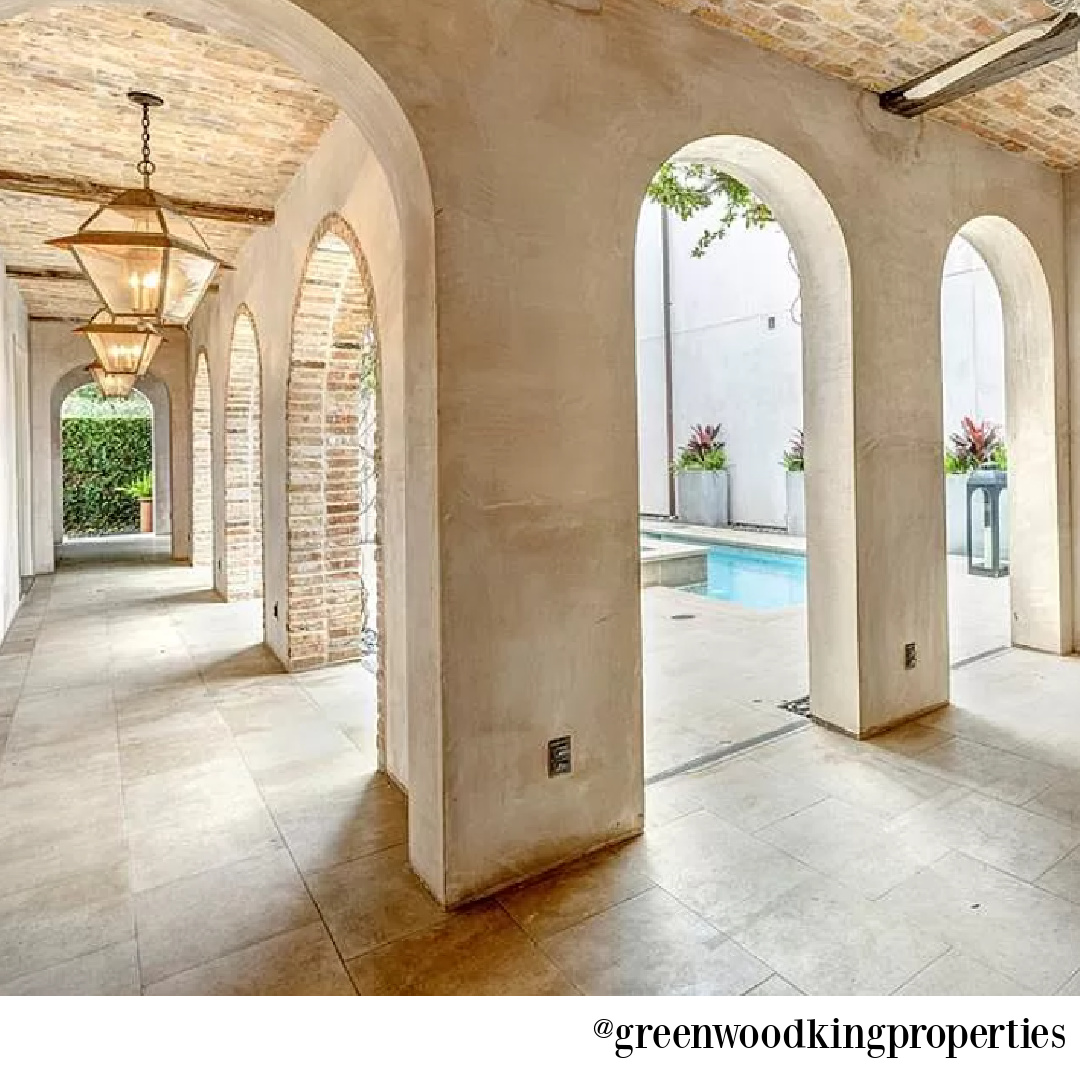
[647,535,807,610]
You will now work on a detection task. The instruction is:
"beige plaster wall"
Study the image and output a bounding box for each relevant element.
[178,0,1073,899]
[28,322,191,573]
[1,0,1075,905]
[1,270,29,640]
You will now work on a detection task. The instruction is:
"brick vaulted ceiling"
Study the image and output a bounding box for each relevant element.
[0,6,337,319]
[652,1,1080,170]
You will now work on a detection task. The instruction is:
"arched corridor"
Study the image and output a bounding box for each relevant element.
[4,0,1080,1006]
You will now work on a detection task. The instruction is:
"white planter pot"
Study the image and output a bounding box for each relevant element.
[676,469,729,527]
[785,470,806,537]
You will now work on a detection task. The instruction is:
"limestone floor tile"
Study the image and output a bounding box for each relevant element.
[260,764,406,873]
[305,844,447,959]
[0,730,120,789]
[745,974,803,995]
[123,758,285,892]
[679,756,827,834]
[543,887,771,996]
[0,940,140,996]
[759,798,950,899]
[1036,848,1080,905]
[499,843,653,940]
[233,719,358,777]
[909,736,1064,806]
[215,693,326,738]
[878,851,1080,993]
[118,713,239,782]
[731,877,949,996]
[348,903,576,995]
[893,790,1080,883]
[0,862,134,984]
[747,733,950,820]
[1026,775,1080,826]
[145,922,355,996]
[893,951,1034,996]
[135,849,320,986]
[635,810,819,933]
[644,777,703,829]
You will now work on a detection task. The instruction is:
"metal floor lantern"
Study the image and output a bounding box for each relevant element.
[966,467,1009,578]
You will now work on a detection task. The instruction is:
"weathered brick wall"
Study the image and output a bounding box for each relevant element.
[192,349,213,568]
[286,216,379,671]
[223,308,263,601]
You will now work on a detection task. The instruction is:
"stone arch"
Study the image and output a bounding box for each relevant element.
[192,349,213,569]
[223,307,263,601]
[644,135,857,729]
[952,216,1071,654]
[51,366,170,543]
[286,215,380,673]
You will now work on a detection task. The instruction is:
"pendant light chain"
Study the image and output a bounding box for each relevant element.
[136,101,156,187]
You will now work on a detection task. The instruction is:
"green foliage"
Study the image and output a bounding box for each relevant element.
[674,423,727,472]
[118,470,153,500]
[782,429,805,473]
[945,417,1006,474]
[62,383,151,419]
[646,161,774,258]
[62,418,153,536]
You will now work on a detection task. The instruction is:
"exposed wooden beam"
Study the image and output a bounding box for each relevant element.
[6,266,87,282]
[0,167,274,226]
[880,13,1080,118]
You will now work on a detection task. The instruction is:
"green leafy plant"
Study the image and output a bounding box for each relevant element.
[674,423,727,472]
[782,429,804,473]
[62,417,152,536]
[118,470,154,500]
[946,417,1004,474]
[646,162,773,258]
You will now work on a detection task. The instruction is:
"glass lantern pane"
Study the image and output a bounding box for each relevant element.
[160,207,210,249]
[78,245,167,318]
[161,249,218,324]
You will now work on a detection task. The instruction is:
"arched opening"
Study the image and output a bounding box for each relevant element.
[50,366,172,560]
[635,135,856,768]
[943,216,1069,657]
[192,349,213,570]
[286,216,380,675]
[60,384,153,540]
[223,307,263,602]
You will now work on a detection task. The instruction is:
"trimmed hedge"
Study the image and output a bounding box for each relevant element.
[63,417,153,536]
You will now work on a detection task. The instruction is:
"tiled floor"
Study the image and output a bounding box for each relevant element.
[1,550,1077,995]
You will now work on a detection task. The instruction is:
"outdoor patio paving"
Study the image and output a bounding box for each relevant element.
[1,548,1073,995]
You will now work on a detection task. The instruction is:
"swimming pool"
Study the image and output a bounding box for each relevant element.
[645,534,806,610]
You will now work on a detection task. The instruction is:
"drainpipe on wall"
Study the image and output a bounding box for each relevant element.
[660,204,676,519]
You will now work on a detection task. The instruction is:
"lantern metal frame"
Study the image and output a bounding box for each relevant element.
[86,361,139,400]
[48,91,227,327]
[77,310,163,378]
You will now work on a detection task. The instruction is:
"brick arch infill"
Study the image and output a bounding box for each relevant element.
[223,306,265,602]
[192,349,213,569]
[285,212,384,695]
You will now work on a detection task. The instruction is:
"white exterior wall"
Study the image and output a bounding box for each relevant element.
[637,215,1005,526]
[1,269,29,640]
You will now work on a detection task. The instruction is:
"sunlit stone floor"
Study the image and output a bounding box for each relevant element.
[0,550,1077,995]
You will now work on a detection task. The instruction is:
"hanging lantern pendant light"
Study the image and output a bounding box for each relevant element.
[49,90,225,326]
[77,309,163,377]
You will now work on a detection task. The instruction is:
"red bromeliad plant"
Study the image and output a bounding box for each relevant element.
[947,416,1003,473]
[675,423,727,471]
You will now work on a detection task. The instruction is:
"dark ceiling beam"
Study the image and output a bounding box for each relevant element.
[0,167,274,226]
[880,12,1080,118]
[6,266,87,282]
